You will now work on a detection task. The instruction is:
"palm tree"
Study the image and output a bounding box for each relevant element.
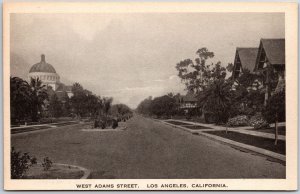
[10,77,31,123]
[71,82,84,96]
[29,77,48,122]
[199,79,232,124]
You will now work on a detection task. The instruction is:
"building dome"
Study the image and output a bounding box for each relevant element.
[29,54,56,73]
[28,54,60,91]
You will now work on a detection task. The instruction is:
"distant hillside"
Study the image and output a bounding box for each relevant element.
[10,52,31,79]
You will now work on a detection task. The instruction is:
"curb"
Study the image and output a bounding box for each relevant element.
[55,163,91,179]
[160,120,286,162]
[11,123,90,137]
[33,162,91,179]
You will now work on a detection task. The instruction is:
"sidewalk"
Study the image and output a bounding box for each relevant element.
[11,121,86,136]
[160,119,286,162]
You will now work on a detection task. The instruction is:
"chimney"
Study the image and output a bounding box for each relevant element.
[41,54,45,62]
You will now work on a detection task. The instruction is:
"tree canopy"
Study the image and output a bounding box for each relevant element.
[176,47,227,93]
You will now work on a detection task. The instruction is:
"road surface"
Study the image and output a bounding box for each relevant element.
[11,115,285,178]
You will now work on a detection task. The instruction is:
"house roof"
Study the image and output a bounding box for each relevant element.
[236,48,258,73]
[180,92,197,102]
[260,39,285,65]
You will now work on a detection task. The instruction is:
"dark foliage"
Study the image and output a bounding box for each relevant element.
[49,94,63,118]
[149,95,178,118]
[11,147,37,179]
[42,157,53,171]
[263,89,286,123]
[10,77,48,123]
[199,79,232,124]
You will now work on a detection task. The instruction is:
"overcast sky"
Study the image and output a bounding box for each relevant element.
[10,13,284,108]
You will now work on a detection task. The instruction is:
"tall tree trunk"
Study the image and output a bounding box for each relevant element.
[264,64,271,106]
[275,113,278,145]
[31,103,38,122]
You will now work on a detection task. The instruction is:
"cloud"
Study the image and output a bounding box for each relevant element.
[168,75,177,80]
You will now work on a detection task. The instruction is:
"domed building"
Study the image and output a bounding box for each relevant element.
[28,54,60,91]
[28,54,73,98]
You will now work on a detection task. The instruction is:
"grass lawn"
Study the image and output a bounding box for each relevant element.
[184,125,212,130]
[204,130,285,155]
[24,164,84,179]
[165,120,211,130]
[245,126,286,136]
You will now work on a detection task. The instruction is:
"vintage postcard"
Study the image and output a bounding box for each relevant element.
[3,2,298,191]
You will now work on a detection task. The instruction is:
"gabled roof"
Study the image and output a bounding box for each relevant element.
[260,39,285,65]
[179,92,197,102]
[235,48,258,73]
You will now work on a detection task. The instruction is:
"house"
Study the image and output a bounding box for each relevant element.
[254,38,285,104]
[177,91,198,113]
[232,47,259,80]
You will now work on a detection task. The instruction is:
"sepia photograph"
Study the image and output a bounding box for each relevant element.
[3,2,298,191]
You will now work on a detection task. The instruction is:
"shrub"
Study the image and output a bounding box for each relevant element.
[42,157,53,171]
[263,89,285,123]
[204,112,216,124]
[11,147,37,179]
[112,119,118,129]
[93,119,100,128]
[100,121,106,129]
[226,115,249,127]
[249,114,269,129]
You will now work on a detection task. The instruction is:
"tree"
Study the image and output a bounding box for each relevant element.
[71,82,84,96]
[84,93,100,118]
[149,95,177,118]
[48,94,63,118]
[102,97,113,116]
[136,96,153,115]
[70,83,87,117]
[230,69,265,117]
[29,78,48,122]
[176,48,226,93]
[62,93,71,116]
[10,77,31,123]
[226,63,234,73]
[199,79,232,124]
[175,48,232,123]
[111,104,132,120]
[263,89,285,145]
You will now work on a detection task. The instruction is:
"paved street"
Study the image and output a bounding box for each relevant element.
[11,115,285,179]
